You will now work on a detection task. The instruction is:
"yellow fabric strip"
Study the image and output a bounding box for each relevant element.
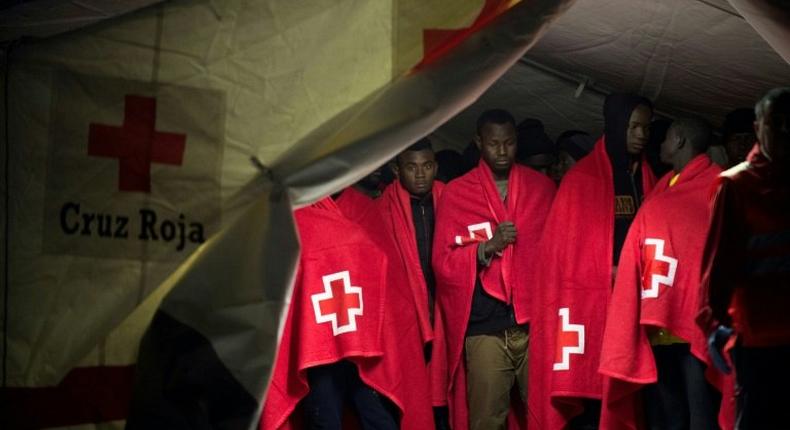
[648,327,688,345]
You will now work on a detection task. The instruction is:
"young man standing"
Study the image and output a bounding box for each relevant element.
[384,138,443,340]
[599,118,723,430]
[362,138,450,429]
[432,109,555,430]
[528,94,656,430]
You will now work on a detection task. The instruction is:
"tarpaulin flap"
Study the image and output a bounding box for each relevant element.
[3,0,577,428]
[0,0,165,41]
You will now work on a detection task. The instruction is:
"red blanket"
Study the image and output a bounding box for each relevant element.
[365,181,447,406]
[598,154,731,429]
[262,198,427,429]
[357,180,444,421]
[527,138,656,429]
[432,161,555,429]
[335,186,375,223]
[368,180,444,346]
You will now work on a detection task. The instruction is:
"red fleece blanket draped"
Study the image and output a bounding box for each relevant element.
[598,154,734,430]
[368,180,444,347]
[335,186,375,223]
[432,161,555,430]
[527,138,656,430]
[357,180,444,421]
[261,198,432,429]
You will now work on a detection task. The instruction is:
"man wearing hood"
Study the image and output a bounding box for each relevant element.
[527,94,656,430]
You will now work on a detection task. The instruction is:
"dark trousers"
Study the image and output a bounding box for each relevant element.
[732,344,790,430]
[643,344,720,430]
[303,360,398,430]
[568,399,601,430]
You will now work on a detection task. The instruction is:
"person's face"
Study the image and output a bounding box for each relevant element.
[660,125,680,165]
[358,167,384,190]
[520,153,556,174]
[725,132,756,166]
[395,149,436,197]
[757,101,790,164]
[476,122,517,178]
[626,104,652,155]
[549,150,576,183]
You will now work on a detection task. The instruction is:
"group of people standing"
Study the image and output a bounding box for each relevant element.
[260,87,790,430]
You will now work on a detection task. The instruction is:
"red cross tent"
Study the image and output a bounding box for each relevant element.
[1,0,787,428]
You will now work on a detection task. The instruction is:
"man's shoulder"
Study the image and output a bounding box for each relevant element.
[298,207,375,252]
[720,161,751,181]
[555,157,607,196]
[573,151,605,175]
[432,179,446,196]
[513,163,550,182]
[441,168,478,194]
[716,161,760,196]
[513,164,555,192]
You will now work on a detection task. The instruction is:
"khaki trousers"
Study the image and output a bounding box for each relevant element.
[464,327,529,430]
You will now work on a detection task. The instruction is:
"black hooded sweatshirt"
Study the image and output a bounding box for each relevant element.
[603,93,653,263]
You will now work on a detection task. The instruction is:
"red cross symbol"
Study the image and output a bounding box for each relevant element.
[311,271,364,336]
[455,222,493,246]
[88,95,186,192]
[417,0,513,69]
[641,238,678,299]
[553,307,585,371]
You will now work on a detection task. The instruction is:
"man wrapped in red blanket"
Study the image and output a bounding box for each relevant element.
[528,94,656,429]
[599,118,728,430]
[262,197,431,430]
[358,138,448,429]
[432,109,555,430]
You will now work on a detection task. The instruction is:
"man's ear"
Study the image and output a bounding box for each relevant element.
[474,135,482,151]
[390,161,400,178]
[677,135,687,151]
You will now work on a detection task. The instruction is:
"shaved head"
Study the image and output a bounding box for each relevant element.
[671,117,711,155]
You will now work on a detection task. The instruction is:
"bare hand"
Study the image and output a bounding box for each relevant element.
[484,221,517,256]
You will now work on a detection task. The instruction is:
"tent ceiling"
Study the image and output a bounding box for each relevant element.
[433,0,789,149]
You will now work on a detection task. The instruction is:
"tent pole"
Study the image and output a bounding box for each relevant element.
[517,57,677,120]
